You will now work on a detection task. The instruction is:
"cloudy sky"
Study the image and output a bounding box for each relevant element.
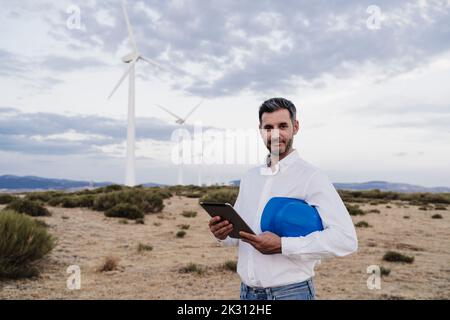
[0,0,449,186]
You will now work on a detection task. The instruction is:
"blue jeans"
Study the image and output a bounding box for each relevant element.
[240,278,316,300]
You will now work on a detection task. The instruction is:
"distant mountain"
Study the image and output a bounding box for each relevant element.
[1,175,449,193]
[0,175,113,192]
[0,175,168,192]
[141,182,167,187]
[229,179,450,193]
[229,180,240,187]
[333,181,450,193]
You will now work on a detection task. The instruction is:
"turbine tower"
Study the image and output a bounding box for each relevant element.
[155,100,204,185]
[108,0,167,187]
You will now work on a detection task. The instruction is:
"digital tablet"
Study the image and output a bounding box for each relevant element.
[199,202,255,239]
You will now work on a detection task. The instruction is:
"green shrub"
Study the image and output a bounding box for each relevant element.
[57,195,95,208]
[431,214,443,219]
[47,196,64,207]
[92,193,116,211]
[181,210,197,218]
[60,196,80,208]
[34,220,50,229]
[178,224,190,230]
[144,193,164,213]
[434,205,447,211]
[338,189,398,203]
[24,191,65,203]
[0,193,16,204]
[82,195,96,207]
[382,251,414,263]
[200,189,238,205]
[72,189,96,196]
[403,215,410,219]
[69,195,95,208]
[169,185,206,198]
[179,263,205,275]
[368,209,380,214]
[185,191,204,198]
[4,199,50,217]
[47,194,93,208]
[104,203,144,220]
[152,188,173,199]
[345,204,365,216]
[0,210,56,278]
[93,189,164,213]
[337,189,450,206]
[102,184,124,192]
[405,193,450,206]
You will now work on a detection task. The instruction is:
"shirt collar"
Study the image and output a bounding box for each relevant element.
[266,149,299,172]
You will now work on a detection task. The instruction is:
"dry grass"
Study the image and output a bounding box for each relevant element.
[98,256,119,272]
[181,211,197,218]
[179,263,206,275]
[0,194,448,300]
[176,230,186,238]
[137,243,153,253]
[222,260,237,272]
[355,221,370,228]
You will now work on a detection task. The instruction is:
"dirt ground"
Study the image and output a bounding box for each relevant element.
[0,197,449,300]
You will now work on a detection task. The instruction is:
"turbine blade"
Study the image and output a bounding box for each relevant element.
[183,99,204,122]
[140,56,170,72]
[155,104,184,122]
[140,55,188,77]
[122,0,138,53]
[107,58,138,99]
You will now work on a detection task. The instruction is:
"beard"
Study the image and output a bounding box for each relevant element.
[267,137,293,157]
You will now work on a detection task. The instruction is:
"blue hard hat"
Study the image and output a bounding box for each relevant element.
[261,197,324,237]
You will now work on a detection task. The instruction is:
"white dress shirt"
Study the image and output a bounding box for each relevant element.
[219,149,358,288]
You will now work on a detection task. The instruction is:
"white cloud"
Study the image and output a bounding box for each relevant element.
[95,8,116,27]
[1,1,449,186]
[136,2,161,22]
[31,130,107,142]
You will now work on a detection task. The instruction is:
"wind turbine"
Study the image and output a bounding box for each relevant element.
[107,0,169,187]
[155,100,204,125]
[155,100,204,185]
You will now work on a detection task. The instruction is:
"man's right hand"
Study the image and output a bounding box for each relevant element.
[209,216,233,240]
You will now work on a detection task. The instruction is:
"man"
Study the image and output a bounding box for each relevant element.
[208,97,358,300]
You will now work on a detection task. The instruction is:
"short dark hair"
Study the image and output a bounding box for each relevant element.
[259,97,297,124]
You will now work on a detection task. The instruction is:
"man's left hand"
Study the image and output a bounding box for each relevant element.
[239,231,282,254]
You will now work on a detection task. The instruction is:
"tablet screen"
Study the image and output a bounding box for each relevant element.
[200,202,255,238]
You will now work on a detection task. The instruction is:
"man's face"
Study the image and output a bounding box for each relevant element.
[259,109,299,156]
